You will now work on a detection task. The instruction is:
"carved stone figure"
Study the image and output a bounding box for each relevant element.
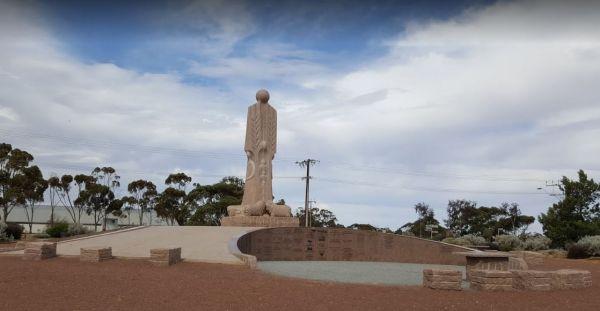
[226,89,292,219]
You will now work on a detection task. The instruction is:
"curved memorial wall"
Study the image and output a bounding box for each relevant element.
[237,227,473,266]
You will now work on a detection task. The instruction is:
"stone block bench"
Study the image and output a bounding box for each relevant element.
[455,251,511,280]
[551,269,592,290]
[80,247,113,262]
[470,269,592,291]
[150,247,182,266]
[422,269,462,291]
[23,242,57,260]
[470,270,514,291]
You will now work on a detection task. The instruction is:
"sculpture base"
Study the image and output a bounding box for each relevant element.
[221,216,300,227]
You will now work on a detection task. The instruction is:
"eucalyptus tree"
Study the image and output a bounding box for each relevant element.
[121,195,136,225]
[155,173,192,225]
[91,167,121,230]
[47,176,59,226]
[127,180,157,225]
[0,143,34,222]
[13,166,48,232]
[74,174,95,225]
[187,176,244,226]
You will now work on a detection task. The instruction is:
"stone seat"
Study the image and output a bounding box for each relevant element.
[23,242,57,260]
[470,270,514,291]
[422,269,462,291]
[80,247,113,262]
[150,247,182,266]
[551,269,592,290]
[454,251,512,280]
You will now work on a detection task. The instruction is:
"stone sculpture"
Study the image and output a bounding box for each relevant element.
[223,89,298,227]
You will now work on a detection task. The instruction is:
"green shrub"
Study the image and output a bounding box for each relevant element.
[567,243,590,259]
[0,222,12,242]
[5,223,24,240]
[442,234,487,247]
[68,224,88,236]
[575,235,600,257]
[46,221,70,238]
[523,235,551,251]
[495,235,522,251]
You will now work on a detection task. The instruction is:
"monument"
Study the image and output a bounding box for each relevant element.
[221,89,299,227]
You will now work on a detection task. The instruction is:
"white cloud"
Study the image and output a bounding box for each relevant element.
[1,0,599,231]
[277,0,600,229]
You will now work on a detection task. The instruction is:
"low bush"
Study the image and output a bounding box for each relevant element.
[567,243,590,259]
[539,249,567,258]
[495,234,523,251]
[523,235,552,251]
[0,222,11,242]
[575,235,600,257]
[68,223,88,236]
[5,223,24,240]
[442,234,487,247]
[46,221,69,238]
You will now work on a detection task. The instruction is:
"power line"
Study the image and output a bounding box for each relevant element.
[326,161,548,182]
[315,177,546,195]
[35,162,303,180]
[2,127,588,187]
[1,127,569,182]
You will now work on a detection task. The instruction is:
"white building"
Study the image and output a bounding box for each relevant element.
[5,204,169,233]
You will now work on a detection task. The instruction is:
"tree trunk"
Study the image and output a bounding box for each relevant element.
[102,211,107,231]
[29,204,34,233]
[2,207,7,223]
[93,211,98,232]
[50,207,54,226]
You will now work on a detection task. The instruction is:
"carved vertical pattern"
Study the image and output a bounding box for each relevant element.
[268,106,277,155]
[251,105,261,152]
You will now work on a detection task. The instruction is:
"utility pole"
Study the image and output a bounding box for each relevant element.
[296,159,318,227]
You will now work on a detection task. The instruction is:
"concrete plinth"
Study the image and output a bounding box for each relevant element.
[23,242,57,260]
[80,247,113,262]
[454,251,511,280]
[512,270,553,291]
[422,269,462,290]
[470,270,515,291]
[551,269,592,289]
[221,216,299,227]
[150,247,182,266]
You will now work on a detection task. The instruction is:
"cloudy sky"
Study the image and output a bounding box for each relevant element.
[1,0,599,231]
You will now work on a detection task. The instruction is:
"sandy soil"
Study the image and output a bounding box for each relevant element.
[1,256,599,311]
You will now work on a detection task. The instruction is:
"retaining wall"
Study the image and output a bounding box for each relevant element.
[237,227,473,265]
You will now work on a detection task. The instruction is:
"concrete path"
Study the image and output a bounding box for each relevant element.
[5,226,259,265]
[257,261,466,286]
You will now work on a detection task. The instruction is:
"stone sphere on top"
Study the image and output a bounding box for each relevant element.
[256,89,270,103]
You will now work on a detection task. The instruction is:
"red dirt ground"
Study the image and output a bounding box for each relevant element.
[1,256,599,311]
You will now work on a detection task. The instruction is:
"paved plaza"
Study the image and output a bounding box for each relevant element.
[7,226,258,264]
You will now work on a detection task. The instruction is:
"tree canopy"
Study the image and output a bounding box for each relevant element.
[398,202,445,239]
[294,206,340,228]
[539,170,600,247]
[445,199,534,240]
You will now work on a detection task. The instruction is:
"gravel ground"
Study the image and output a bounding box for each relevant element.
[257,261,466,286]
[1,256,599,311]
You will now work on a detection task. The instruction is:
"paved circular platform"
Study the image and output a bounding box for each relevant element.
[257,261,466,286]
[3,226,259,265]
